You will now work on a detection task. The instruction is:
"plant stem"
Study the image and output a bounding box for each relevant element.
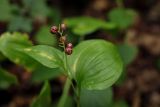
[57,26,79,107]
[63,49,67,70]
[57,29,73,107]
[57,78,71,107]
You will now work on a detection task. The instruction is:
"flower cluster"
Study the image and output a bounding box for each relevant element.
[50,24,73,55]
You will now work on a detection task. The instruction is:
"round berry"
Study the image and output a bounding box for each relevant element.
[59,36,66,43]
[67,43,73,48]
[65,47,72,55]
[61,23,66,31]
[50,26,58,34]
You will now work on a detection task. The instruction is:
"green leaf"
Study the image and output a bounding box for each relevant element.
[117,44,138,66]
[23,45,63,69]
[0,52,6,61]
[52,96,74,107]
[31,81,51,107]
[23,0,50,19]
[64,96,74,107]
[0,32,38,70]
[115,69,126,86]
[108,8,137,29]
[34,26,57,46]
[116,44,138,85]
[0,0,13,21]
[0,68,18,89]
[48,7,61,25]
[8,16,32,32]
[23,0,34,7]
[64,17,116,36]
[69,40,123,90]
[31,66,61,83]
[112,100,129,107]
[80,88,113,107]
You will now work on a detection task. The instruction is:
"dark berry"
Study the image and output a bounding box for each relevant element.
[50,26,58,34]
[67,43,73,48]
[65,47,72,55]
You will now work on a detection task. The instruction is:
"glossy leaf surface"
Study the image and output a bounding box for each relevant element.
[0,32,38,70]
[23,45,63,69]
[69,40,123,90]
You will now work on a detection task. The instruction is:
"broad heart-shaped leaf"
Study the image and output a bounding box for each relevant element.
[80,88,113,107]
[0,32,39,70]
[64,17,116,36]
[31,81,51,107]
[0,68,18,89]
[23,45,63,69]
[108,8,137,29]
[68,40,123,90]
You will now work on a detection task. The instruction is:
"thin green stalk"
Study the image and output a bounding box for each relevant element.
[57,78,71,107]
[62,45,72,77]
[57,29,73,107]
[57,25,80,107]
[63,49,67,71]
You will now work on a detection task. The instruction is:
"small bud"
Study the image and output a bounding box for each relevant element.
[59,36,66,43]
[50,26,58,34]
[61,23,66,31]
[65,47,72,55]
[67,43,73,48]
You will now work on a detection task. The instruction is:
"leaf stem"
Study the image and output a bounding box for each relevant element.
[57,26,74,107]
[57,78,71,107]
[57,25,80,107]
